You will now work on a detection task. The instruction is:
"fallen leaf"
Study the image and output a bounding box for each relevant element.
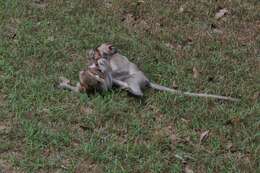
[137,20,150,31]
[172,80,178,89]
[192,67,199,79]
[181,118,189,124]
[184,164,194,173]
[211,23,224,34]
[4,19,19,39]
[179,6,184,13]
[137,0,145,4]
[6,26,17,39]
[226,141,233,150]
[231,117,241,124]
[42,108,50,113]
[213,28,223,34]
[199,130,209,143]
[256,20,260,30]
[79,125,92,131]
[80,105,93,114]
[182,37,193,47]
[165,43,175,49]
[174,154,186,162]
[226,116,242,126]
[165,42,182,49]
[251,92,259,102]
[122,13,135,25]
[61,159,70,170]
[0,124,8,131]
[31,0,48,9]
[215,8,228,19]
[47,36,54,42]
[43,148,50,157]
[72,139,81,147]
[169,133,178,144]
[104,0,112,8]
[24,111,34,119]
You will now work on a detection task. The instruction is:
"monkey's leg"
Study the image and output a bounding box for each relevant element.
[113,78,143,96]
[125,78,143,96]
[124,74,146,97]
[113,76,144,96]
[58,82,81,92]
[128,84,143,96]
[112,79,129,89]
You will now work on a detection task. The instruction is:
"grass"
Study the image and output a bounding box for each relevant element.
[0,0,259,172]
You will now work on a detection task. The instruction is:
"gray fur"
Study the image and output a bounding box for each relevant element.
[95,43,239,101]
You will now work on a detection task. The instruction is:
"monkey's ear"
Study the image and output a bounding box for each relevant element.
[87,49,95,59]
[88,49,97,59]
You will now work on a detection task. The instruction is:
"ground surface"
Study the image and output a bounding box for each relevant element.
[0,0,259,172]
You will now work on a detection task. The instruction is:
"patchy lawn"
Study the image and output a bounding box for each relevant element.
[0,0,259,172]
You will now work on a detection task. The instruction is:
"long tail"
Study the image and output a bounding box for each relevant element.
[149,83,239,101]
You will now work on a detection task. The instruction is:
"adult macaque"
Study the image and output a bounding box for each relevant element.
[89,43,239,101]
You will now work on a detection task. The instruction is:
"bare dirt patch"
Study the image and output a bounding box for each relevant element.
[75,158,103,173]
[0,152,24,173]
[0,159,16,173]
[0,94,7,107]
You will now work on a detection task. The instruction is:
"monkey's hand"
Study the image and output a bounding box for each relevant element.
[59,76,70,84]
[57,77,81,92]
[58,76,71,89]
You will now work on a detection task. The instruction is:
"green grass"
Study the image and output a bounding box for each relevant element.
[0,0,259,172]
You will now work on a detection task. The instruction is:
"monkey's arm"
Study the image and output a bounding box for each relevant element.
[59,83,81,92]
[58,77,81,92]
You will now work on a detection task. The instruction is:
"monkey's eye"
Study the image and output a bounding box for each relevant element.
[103,53,109,59]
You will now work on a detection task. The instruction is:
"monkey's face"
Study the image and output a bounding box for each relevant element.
[89,43,118,61]
[97,43,118,56]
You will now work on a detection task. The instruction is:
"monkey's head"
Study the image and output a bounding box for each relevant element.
[79,67,105,92]
[79,69,95,91]
[88,43,118,61]
[79,70,90,91]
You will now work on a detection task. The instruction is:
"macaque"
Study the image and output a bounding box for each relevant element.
[58,58,113,93]
[89,43,239,101]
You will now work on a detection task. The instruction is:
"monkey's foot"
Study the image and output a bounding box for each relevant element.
[58,82,69,89]
[59,76,70,84]
[57,76,71,89]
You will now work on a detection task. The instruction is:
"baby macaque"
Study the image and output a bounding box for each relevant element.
[58,58,112,93]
